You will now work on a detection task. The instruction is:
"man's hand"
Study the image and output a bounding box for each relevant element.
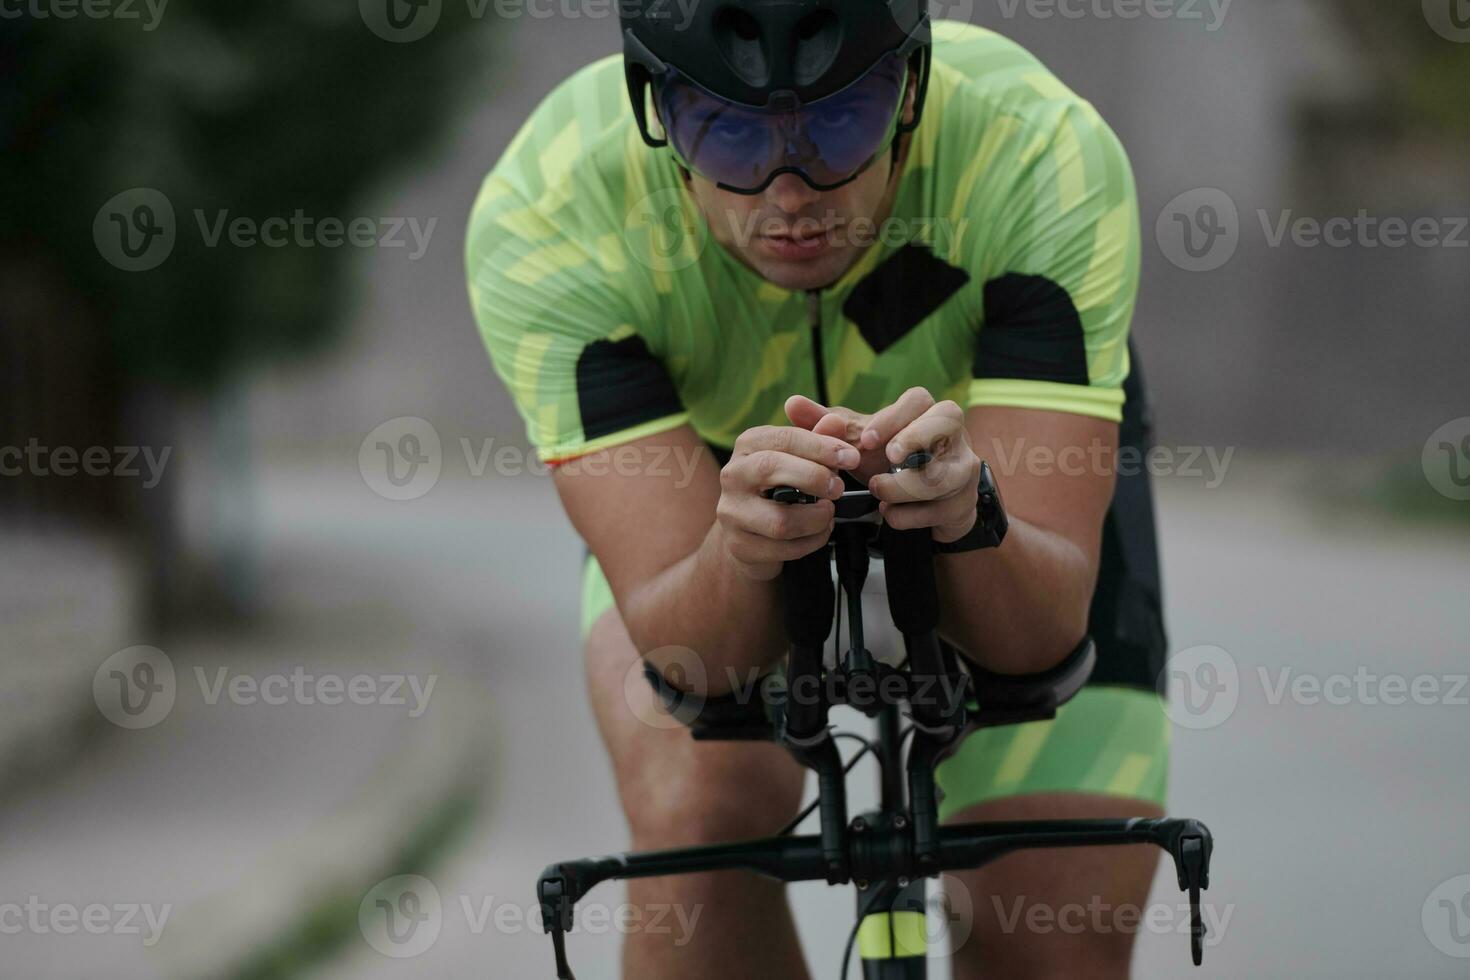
[716,425,861,581]
[787,388,982,545]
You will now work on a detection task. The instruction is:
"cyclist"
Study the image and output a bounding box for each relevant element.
[468,4,1170,977]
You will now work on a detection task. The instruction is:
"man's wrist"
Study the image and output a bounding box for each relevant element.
[934,461,1009,554]
[706,520,782,582]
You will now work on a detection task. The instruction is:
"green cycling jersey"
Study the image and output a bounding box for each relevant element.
[467,21,1142,465]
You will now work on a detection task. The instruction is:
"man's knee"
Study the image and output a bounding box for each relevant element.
[960,927,1132,980]
[625,745,805,850]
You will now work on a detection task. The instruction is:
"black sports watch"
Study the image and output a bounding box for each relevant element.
[934,460,1009,554]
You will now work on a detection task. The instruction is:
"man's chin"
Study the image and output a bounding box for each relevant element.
[749,252,855,293]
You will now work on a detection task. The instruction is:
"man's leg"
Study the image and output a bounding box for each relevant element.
[934,686,1171,979]
[944,793,1163,979]
[584,606,812,980]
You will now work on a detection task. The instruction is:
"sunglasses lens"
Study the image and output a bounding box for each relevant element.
[657,53,907,192]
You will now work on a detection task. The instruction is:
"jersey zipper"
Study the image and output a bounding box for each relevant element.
[806,289,831,407]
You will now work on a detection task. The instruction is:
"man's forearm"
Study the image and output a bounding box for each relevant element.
[622,523,790,695]
[936,517,1096,675]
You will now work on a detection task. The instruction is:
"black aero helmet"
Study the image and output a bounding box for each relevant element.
[621,0,933,194]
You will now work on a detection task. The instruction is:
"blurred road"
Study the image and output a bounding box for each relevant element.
[3,452,1464,979]
[273,451,1465,980]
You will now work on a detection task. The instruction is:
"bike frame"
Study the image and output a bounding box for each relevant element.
[537,488,1214,979]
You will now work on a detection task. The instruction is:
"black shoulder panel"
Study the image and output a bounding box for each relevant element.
[843,244,971,355]
[575,335,684,442]
[975,274,1089,386]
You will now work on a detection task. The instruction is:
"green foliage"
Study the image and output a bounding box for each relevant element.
[1326,1,1470,139]
[1,3,489,386]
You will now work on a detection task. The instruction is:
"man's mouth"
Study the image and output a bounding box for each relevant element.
[758,222,842,259]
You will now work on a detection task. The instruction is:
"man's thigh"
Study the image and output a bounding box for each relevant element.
[580,555,805,845]
[936,686,1170,978]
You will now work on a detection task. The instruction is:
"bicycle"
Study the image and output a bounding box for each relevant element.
[537,457,1215,978]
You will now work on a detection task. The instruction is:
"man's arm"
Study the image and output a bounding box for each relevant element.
[553,423,857,694]
[934,405,1116,674]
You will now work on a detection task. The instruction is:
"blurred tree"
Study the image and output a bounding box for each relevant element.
[1299,1,1470,207]
[0,3,488,628]
[1327,1,1470,139]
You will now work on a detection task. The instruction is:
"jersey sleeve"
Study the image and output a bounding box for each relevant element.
[968,101,1141,424]
[465,176,689,465]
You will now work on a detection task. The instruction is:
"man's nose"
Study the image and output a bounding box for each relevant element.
[765,172,822,215]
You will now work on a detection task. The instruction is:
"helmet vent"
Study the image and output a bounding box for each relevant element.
[793,10,841,86]
[714,8,770,88]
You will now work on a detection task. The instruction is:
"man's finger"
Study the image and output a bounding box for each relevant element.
[861,387,937,452]
[734,425,860,470]
[878,496,977,536]
[726,452,844,500]
[870,456,972,504]
[784,395,829,431]
[885,404,966,466]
